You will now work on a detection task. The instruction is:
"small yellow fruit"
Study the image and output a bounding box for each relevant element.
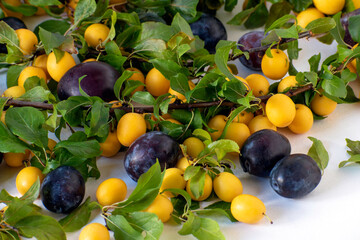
[183,137,205,158]
[310,92,337,116]
[96,178,127,206]
[33,54,51,80]
[84,23,110,48]
[245,74,269,97]
[176,157,192,172]
[288,104,314,134]
[214,172,243,202]
[16,166,44,195]
[313,0,345,15]
[145,68,170,97]
[160,168,186,198]
[4,150,30,167]
[99,131,122,157]
[2,86,25,98]
[277,75,298,93]
[186,174,212,201]
[231,194,266,224]
[207,115,227,141]
[143,194,174,222]
[15,29,38,55]
[261,49,289,80]
[266,94,296,128]
[224,122,251,149]
[18,66,47,88]
[126,67,145,95]
[296,8,325,29]
[47,51,76,82]
[117,113,146,147]
[79,223,110,240]
[248,115,277,134]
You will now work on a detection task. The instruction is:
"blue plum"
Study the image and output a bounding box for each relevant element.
[40,166,85,214]
[190,14,227,54]
[270,154,321,198]
[124,131,181,182]
[240,129,291,177]
[237,31,265,71]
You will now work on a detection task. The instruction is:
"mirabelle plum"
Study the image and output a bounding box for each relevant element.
[18,66,47,88]
[186,173,212,201]
[82,58,96,63]
[352,0,360,9]
[183,137,205,158]
[266,94,296,128]
[245,74,269,97]
[233,111,254,125]
[79,223,110,240]
[224,122,251,149]
[214,172,243,202]
[261,49,289,80]
[231,194,266,224]
[96,178,127,206]
[296,8,325,29]
[99,131,121,157]
[15,29,38,55]
[16,166,45,195]
[33,54,51,80]
[165,118,182,125]
[313,0,345,15]
[248,115,277,134]
[207,115,227,141]
[47,51,76,82]
[0,0,22,19]
[310,92,337,116]
[288,104,314,134]
[4,150,30,167]
[277,75,298,93]
[126,67,145,95]
[1,111,5,125]
[2,86,25,98]
[176,157,192,172]
[160,168,186,198]
[143,194,173,223]
[84,23,110,48]
[145,68,170,97]
[117,113,146,147]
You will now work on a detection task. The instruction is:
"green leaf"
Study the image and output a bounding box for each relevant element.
[214,42,236,80]
[54,140,101,158]
[184,165,201,181]
[84,101,109,138]
[19,86,53,102]
[28,0,61,6]
[106,215,143,240]
[168,0,198,18]
[20,178,40,204]
[6,107,48,148]
[0,1,37,16]
[274,24,299,39]
[321,72,347,98]
[4,197,41,226]
[15,215,66,240]
[192,129,212,142]
[114,161,164,213]
[38,27,66,55]
[141,22,176,42]
[126,212,164,240]
[348,15,360,42]
[288,0,312,12]
[308,53,321,72]
[199,139,239,160]
[59,197,100,232]
[227,7,255,25]
[244,2,268,29]
[0,122,29,153]
[330,12,346,46]
[221,78,247,103]
[6,64,26,87]
[0,21,19,47]
[224,0,238,11]
[305,17,336,34]
[307,137,329,172]
[286,40,299,60]
[339,154,360,168]
[204,201,237,222]
[150,59,189,80]
[56,96,92,126]
[131,91,156,105]
[346,138,360,155]
[171,13,194,38]
[74,0,97,26]
[265,14,296,33]
[189,168,206,199]
[304,71,318,86]
[178,211,200,235]
[265,2,292,29]
[114,70,134,100]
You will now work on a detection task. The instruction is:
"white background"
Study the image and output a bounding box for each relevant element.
[1,2,360,240]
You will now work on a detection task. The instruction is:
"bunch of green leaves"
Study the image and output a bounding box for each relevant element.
[339,139,360,167]
[0,0,64,18]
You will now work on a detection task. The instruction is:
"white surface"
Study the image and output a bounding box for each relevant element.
[1,3,360,240]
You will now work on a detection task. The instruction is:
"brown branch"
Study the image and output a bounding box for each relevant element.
[2,84,314,113]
